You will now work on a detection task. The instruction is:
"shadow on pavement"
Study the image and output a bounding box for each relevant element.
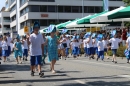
[60,81,130,86]
[0,75,128,85]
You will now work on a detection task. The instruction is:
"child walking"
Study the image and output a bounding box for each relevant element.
[97,35,104,61]
[14,36,23,64]
[1,36,8,62]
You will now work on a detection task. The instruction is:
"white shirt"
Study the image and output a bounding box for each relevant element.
[92,39,98,47]
[102,40,109,48]
[1,41,8,50]
[7,37,12,46]
[97,41,104,51]
[71,42,80,47]
[86,38,93,48]
[22,40,28,49]
[66,39,71,48]
[109,38,122,49]
[83,39,87,48]
[126,37,130,50]
[62,37,67,43]
[29,33,44,56]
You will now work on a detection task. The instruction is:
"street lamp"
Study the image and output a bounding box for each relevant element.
[57,4,59,23]
[82,0,84,17]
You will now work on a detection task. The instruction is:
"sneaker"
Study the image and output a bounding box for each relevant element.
[39,72,44,77]
[25,59,27,61]
[31,71,34,76]
[115,61,117,64]
[112,60,114,62]
[127,61,129,64]
[96,58,99,61]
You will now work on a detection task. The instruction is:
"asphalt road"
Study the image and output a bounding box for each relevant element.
[0,55,130,86]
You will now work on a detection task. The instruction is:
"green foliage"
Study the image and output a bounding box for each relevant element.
[123,0,130,6]
[107,45,126,57]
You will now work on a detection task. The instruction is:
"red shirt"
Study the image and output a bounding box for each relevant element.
[122,29,127,40]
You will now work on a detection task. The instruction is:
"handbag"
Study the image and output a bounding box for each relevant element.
[124,49,129,58]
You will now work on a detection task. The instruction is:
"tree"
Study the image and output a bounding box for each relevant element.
[123,0,130,6]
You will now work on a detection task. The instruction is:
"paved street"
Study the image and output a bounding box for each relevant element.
[0,55,130,86]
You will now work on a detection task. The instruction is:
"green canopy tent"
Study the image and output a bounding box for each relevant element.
[56,21,72,29]
[77,11,108,24]
[108,6,130,19]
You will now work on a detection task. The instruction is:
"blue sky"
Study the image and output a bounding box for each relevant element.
[0,0,5,10]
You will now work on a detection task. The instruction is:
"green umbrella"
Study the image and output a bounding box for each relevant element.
[77,11,108,24]
[56,21,72,29]
[108,6,130,19]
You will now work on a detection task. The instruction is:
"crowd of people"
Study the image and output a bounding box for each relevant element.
[0,21,130,77]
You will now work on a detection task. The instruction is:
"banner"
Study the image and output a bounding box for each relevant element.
[103,0,109,11]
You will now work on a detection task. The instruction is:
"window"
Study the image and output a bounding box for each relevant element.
[48,20,56,25]
[72,6,80,13]
[58,6,64,12]
[30,5,39,12]
[87,6,95,13]
[10,5,16,12]
[95,6,102,13]
[3,17,10,22]
[40,6,47,12]
[40,20,48,26]
[64,6,71,12]
[48,6,56,12]
[11,15,16,22]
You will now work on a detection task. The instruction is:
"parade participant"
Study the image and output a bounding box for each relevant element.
[71,39,80,59]
[22,35,28,61]
[126,34,130,63]
[78,36,83,56]
[0,36,2,60]
[66,36,71,58]
[45,25,59,74]
[109,34,122,63]
[97,34,104,61]
[27,21,44,77]
[14,35,22,64]
[86,35,94,59]
[6,33,12,59]
[83,38,87,57]
[42,33,47,64]
[92,36,98,57]
[1,36,8,62]
[102,37,109,59]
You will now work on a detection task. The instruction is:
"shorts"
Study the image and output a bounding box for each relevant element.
[14,50,22,58]
[104,48,107,52]
[62,43,67,48]
[7,46,11,56]
[112,49,117,55]
[23,49,28,57]
[87,47,93,55]
[98,51,104,59]
[92,47,96,55]
[2,50,8,57]
[30,55,42,66]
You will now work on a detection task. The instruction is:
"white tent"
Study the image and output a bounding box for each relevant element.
[90,6,127,23]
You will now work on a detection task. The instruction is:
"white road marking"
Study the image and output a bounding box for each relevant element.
[74,80,86,84]
[72,60,130,69]
[118,75,130,79]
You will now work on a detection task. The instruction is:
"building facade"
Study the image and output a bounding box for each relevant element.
[9,0,124,35]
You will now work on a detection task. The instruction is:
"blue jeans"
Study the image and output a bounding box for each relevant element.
[98,51,104,60]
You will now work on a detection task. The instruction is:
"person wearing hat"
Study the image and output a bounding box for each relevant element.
[27,21,44,77]
[44,25,60,74]
[14,35,22,64]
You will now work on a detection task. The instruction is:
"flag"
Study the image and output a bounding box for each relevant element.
[103,0,109,11]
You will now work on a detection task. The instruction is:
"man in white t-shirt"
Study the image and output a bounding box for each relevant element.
[6,33,12,58]
[27,21,44,77]
[126,36,130,63]
[109,34,122,63]
[22,36,28,61]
